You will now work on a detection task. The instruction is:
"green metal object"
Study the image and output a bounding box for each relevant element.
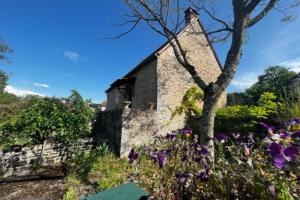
[82,182,148,200]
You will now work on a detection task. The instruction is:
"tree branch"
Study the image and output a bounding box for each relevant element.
[247,0,278,27]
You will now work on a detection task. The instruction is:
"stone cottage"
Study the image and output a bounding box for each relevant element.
[96,8,226,156]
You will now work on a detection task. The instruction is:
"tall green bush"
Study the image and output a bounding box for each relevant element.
[0,90,93,151]
[215,92,278,133]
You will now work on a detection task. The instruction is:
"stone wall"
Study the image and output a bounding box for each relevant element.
[0,138,94,179]
[106,59,158,111]
[120,108,158,156]
[130,59,157,109]
[156,19,226,134]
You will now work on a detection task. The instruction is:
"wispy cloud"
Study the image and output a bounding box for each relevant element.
[5,85,45,97]
[230,72,258,91]
[34,82,50,88]
[63,50,80,62]
[279,57,300,73]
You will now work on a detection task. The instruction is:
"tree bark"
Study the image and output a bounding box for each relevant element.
[199,4,250,156]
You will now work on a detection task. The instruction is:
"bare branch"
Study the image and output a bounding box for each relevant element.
[247,0,277,27]
[202,6,233,32]
[99,17,141,40]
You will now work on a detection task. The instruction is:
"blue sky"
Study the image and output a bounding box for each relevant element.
[0,1,299,103]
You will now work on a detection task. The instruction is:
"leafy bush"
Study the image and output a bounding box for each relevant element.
[172,86,204,117]
[0,94,38,122]
[0,90,93,151]
[276,87,300,123]
[64,145,130,199]
[215,92,278,133]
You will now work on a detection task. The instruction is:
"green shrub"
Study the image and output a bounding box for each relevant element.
[0,90,93,151]
[276,87,300,123]
[215,92,278,133]
[172,86,204,117]
[0,96,38,123]
[64,145,130,199]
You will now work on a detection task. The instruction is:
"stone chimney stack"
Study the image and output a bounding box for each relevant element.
[184,7,199,25]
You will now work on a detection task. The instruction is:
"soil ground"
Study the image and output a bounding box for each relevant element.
[0,178,66,200]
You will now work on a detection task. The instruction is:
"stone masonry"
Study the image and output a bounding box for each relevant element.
[0,138,94,179]
[100,8,227,156]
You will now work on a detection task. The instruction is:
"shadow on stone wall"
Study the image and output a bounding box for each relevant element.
[91,109,123,156]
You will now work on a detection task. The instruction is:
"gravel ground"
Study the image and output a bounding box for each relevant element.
[0,179,66,200]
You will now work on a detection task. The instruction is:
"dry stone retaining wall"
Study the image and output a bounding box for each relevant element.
[0,138,94,179]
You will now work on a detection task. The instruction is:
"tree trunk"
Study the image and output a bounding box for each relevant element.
[199,8,250,158]
[199,84,219,157]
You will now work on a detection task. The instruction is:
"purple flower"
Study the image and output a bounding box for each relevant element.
[285,119,300,127]
[165,147,176,155]
[267,184,276,197]
[260,122,275,134]
[283,146,298,161]
[157,153,167,168]
[268,143,283,156]
[181,129,192,138]
[199,145,210,155]
[128,149,138,164]
[215,133,228,143]
[291,131,300,140]
[175,171,188,183]
[182,153,189,162]
[166,132,177,140]
[279,130,290,139]
[198,170,211,182]
[273,154,286,169]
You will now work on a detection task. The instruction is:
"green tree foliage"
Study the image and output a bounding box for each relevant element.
[227,66,296,105]
[0,70,8,93]
[245,66,296,104]
[0,90,93,151]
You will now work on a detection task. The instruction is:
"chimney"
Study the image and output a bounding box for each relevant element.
[184,7,199,25]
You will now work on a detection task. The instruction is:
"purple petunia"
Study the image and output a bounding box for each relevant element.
[128,149,138,164]
[181,129,193,139]
[267,142,299,169]
[279,130,290,139]
[166,132,177,140]
[273,154,286,169]
[285,119,300,127]
[215,133,228,143]
[157,153,167,168]
[197,169,211,182]
[182,153,189,162]
[283,146,299,161]
[175,171,188,183]
[199,145,210,155]
[267,184,276,197]
[291,131,300,140]
[260,122,275,134]
[268,143,284,156]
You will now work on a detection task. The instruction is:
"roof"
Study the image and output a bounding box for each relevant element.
[106,16,223,93]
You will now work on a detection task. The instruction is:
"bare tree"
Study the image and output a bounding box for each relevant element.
[113,0,299,149]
